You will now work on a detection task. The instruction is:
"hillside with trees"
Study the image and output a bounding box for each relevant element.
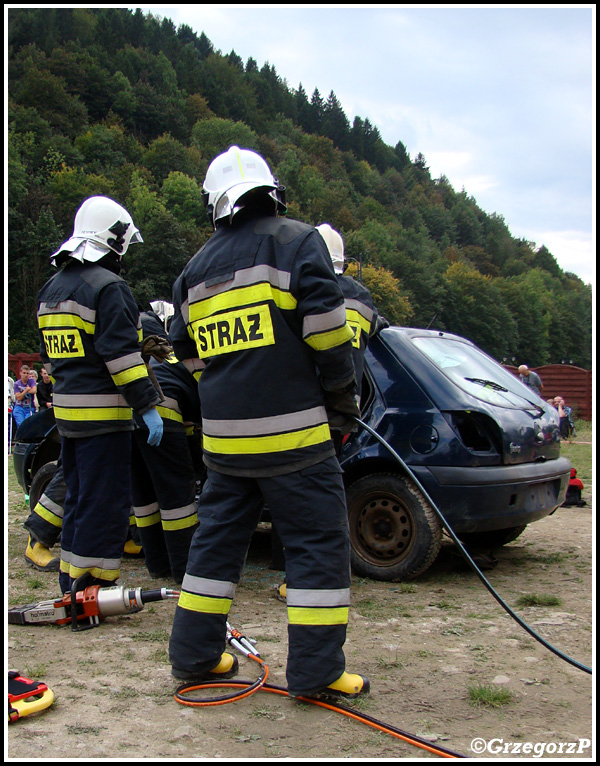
[7,7,592,368]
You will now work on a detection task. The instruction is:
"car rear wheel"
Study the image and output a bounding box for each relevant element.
[346,473,442,581]
[29,461,58,511]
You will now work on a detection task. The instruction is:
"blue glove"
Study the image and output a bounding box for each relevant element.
[141,408,163,447]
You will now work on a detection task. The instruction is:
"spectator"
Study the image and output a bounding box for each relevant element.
[562,467,586,507]
[554,396,575,439]
[518,365,543,396]
[12,365,37,428]
[36,367,54,409]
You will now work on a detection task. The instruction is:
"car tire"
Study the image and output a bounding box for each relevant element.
[29,461,58,511]
[346,473,442,581]
[457,525,527,550]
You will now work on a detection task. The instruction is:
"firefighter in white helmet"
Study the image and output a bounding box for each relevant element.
[37,196,164,595]
[315,223,382,396]
[168,146,369,700]
[273,224,384,597]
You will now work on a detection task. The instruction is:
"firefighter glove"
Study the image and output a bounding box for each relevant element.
[323,388,360,437]
[142,408,164,447]
[142,335,173,363]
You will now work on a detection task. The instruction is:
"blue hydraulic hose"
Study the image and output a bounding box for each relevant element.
[352,417,592,676]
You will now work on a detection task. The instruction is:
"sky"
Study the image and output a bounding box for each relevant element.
[74,5,586,287]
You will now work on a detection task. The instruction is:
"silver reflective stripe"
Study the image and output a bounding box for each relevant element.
[105,351,145,374]
[161,503,197,521]
[188,265,291,303]
[286,588,351,608]
[181,575,236,599]
[344,299,374,322]
[133,501,160,519]
[202,406,328,437]
[38,300,96,324]
[302,305,347,338]
[180,298,190,325]
[61,550,121,570]
[53,393,129,407]
[182,358,206,375]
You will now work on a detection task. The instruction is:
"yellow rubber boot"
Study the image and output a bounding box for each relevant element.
[123,539,143,557]
[319,671,370,700]
[24,536,59,572]
[275,582,287,602]
[209,652,239,678]
[172,652,239,683]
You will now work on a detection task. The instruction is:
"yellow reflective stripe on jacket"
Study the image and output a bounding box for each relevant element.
[156,405,184,423]
[178,592,232,615]
[346,308,372,335]
[202,423,331,455]
[54,406,133,421]
[287,606,349,625]
[304,323,354,351]
[38,312,95,335]
[110,364,149,386]
[189,282,297,322]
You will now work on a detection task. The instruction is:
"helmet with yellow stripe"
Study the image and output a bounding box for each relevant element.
[202,146,286,227]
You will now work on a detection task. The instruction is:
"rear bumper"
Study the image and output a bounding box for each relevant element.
[411,457,572,533]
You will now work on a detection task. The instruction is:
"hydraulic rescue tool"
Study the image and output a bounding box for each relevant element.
[8,581,179,631]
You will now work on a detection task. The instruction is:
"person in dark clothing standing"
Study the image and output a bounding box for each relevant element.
[168,146,369,700]
[37,196,164,595]
[130,305,201,583]
[36,367,54,409]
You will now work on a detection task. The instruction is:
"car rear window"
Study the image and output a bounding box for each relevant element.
[411,336,543,409]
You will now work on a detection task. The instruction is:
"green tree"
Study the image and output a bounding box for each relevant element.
[191,117,259,161]
[161,171,204,224]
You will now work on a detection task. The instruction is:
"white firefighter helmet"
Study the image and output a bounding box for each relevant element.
[50,196,143,265]
[150,300,174,328]
[202,145,286,226]
[316,223,345,274]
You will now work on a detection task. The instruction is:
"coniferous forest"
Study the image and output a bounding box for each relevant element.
[7,7,592,368]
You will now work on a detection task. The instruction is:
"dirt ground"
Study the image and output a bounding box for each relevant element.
[6,454,594,761]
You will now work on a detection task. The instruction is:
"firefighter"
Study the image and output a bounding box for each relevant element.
[168,146,370,700]
[275,224,384,593]
[130,304,202,583]
[315,223,382,396]
[37,196,163,595]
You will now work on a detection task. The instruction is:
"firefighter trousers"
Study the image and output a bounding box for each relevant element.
[59,432,131,594]
[131,427,198,583]
[24,459,65,549]
[169,456,351,696]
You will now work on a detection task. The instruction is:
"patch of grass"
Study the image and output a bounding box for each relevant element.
[468,683,514,708]
[516,593,562,607]
[375,652,405,670]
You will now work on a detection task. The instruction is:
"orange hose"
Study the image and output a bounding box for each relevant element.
[174,655,464,758]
